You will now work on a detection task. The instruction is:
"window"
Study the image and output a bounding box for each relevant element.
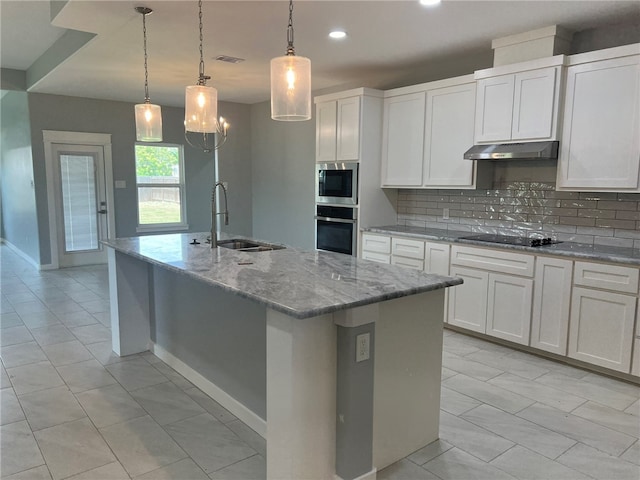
[135,144,188,232]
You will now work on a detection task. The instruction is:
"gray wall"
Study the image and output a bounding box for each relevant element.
[217,101,253,238]
[0,90,40,263]
[151,264,267,419]
[25,93,252,265]
[250,101,316,250]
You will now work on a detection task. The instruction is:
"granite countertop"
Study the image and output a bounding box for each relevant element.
[364,225,640,266]
[103,233,461,319]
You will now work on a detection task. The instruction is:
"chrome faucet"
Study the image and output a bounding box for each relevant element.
[211,181,229,248]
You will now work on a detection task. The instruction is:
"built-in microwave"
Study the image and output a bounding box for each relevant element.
[316,162,358,205]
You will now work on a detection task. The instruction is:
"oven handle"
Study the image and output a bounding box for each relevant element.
[314,216,357,224]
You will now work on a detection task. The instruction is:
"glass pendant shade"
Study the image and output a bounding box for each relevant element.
[135,102,162,142]
[185,84,218,133]
[270,54,311,121]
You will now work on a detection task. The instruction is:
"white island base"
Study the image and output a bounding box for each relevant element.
[107,246,447,480]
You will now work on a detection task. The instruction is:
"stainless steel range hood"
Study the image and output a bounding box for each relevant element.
[464,141,559,160]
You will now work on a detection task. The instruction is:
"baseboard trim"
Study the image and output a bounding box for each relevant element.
[151,342,267,438]
[0,238,43,270]
[335,468,377,480]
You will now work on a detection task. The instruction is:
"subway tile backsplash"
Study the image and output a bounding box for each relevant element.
[395,182,640,249]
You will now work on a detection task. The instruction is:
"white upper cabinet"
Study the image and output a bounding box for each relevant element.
[474,57,563,143]
[315,96,361,162]
[336,97,361,161]
[316,101,337,163]
[556,45,640,191]
[424,83,477,187]
[474,75,515,142]
[381,92,425,187]
[382,75,479,189]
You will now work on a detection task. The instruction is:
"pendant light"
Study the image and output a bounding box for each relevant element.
[185,0,224,153]
[270,0,311,121]
[134,6,162,142]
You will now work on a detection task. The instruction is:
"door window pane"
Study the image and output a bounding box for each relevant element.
[60,154,99,252]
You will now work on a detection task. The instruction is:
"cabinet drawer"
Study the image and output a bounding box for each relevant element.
[391,256,424,270]
[392,237,425,259]
[450,245,534,277]
[574,261,639,294]
[362,234,391,254]
[362,251,390,264]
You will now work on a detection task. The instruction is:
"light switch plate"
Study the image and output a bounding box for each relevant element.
[115,180,126,189]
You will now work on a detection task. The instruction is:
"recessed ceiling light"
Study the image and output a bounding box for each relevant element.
[329,30,347,39]
[420,0,441,6]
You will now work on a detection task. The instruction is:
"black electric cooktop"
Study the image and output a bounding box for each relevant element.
[459,234,562,247]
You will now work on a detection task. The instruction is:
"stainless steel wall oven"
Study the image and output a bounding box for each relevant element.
[315,205,357,256]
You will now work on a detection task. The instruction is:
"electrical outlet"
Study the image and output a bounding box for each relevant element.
[356,333,370,362]
[443,207,450,220]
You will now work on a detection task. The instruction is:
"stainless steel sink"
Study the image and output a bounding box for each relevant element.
[217,239,285,252]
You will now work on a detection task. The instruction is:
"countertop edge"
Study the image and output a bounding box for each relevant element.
[104,236,462,320]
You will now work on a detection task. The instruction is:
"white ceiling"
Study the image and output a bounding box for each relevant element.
[1,0,639,107]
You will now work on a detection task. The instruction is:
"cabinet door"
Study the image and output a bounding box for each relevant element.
[362,251,390,264]
[316,101,337,162]
[557,55,640,190]
[448,266,488,333]
[424,242,450,276]
[426,242,450,323]
[424,83,476,187]
[530,257,573,355]
[512,67,558,141]
[391,256,423,270]
[336,97,361,161]
[474,74,515,143]
[568,286,636,373]
[381,92,426,186]
[486,273,533,345]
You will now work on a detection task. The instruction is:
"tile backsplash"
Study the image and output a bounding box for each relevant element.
[396,182,640,249]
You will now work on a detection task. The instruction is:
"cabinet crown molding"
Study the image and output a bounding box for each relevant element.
[567,43,640,66]
[314,87,383,104]
[474,54,566,80]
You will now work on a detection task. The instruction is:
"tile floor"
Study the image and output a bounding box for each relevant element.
[1,244,639,480]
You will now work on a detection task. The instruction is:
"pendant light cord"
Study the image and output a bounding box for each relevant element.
[197,0,211,85]
[286,0,295,55]
[142,11,150,103]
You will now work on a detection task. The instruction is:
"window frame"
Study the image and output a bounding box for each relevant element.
[134,142,189,233]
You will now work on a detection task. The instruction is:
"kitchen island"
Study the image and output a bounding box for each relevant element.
[104,233,462,480]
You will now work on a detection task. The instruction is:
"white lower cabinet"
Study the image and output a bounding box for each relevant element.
[448,266,489,334]
[486,273,533,345]
[391,256,423,270]
[362,251,390,264]
[568,286,637,373]
[530,257,573,355]
[448,246,534,344]
[425,242,450,276]
[363,233,640,377]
